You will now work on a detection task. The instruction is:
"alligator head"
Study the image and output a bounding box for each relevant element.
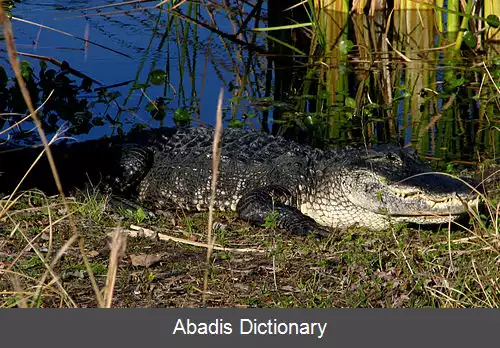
[304,145,482,231]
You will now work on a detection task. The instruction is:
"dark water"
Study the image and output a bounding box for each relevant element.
[8,0,236,138]
[3,2,500,165]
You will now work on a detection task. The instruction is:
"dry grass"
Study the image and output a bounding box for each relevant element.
[0,2,124,307]
[1,174,499,308]
[202,88,224,306]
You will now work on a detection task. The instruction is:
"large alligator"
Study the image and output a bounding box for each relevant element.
[0,127,480,235]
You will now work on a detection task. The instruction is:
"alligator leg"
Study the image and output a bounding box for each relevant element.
[236,185,329,237]
[107,145,154,193]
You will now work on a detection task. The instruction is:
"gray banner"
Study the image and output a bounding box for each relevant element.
[1,309,498,347]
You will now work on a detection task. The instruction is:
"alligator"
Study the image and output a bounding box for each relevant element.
[0,127,480,235]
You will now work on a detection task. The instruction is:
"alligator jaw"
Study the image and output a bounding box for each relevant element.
[389,213,465,225]
[385,188,480,215]
[375,194,480,225]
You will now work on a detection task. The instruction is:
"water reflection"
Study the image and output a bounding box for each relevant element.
[1,2,499,165]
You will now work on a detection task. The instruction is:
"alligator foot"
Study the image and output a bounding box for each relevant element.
[236,185,330,237]
[275,212,330,237]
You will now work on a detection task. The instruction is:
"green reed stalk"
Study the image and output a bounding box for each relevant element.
[435,0,444,32]
[447,0,460,34]
[454,0,474,50]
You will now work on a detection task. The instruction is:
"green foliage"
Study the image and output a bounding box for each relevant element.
[486,15,500,28]
[123,207,149,224]
[133,208,148,224]
[462,30,476,48]
[1,0,19,18]
[149,69,167,86]
[445,163,456,174]
[146,97,167,121]
[148,272,157,281]
[339,39,354,54]
[79,192,109,223]
[0,61,101,140]
[229,119,243,128]
[0,59,187,141]
[173,107,191,126]
[443,72,466,93]
[262,211,279,229]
